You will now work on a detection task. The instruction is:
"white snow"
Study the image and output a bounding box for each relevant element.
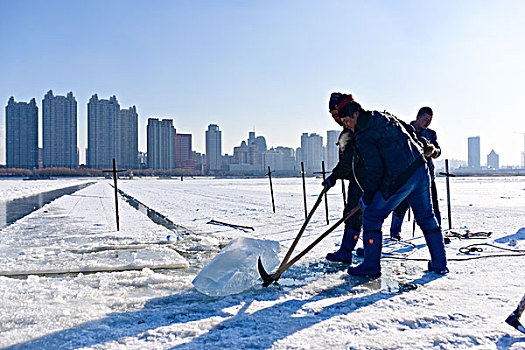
[0,178,93,201]
[0,176,524,349]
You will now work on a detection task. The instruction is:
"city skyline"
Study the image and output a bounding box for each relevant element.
[1,93,522,169]
[1,1,525,166]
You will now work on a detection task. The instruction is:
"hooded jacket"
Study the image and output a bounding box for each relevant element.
[329,128,366,184]
[354,110,426,199]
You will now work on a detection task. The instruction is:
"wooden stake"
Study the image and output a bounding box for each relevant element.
[267,166,276,213]
[439,159,456,230]
[102,158,126,231]
[301,162,307,219]
[321,161,329,225]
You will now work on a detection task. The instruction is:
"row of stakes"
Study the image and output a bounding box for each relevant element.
[104,158,455,234]
[267,160,456,232]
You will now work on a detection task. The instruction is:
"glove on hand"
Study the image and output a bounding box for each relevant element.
[322,175,337,190]
[424,143,437,157]
[359,191,375,210]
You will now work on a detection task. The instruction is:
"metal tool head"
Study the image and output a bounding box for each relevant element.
[257,256,275,287]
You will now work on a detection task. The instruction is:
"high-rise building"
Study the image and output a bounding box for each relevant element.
[254,136,267,165]
[117,106,139,169]
[233,141,250,164]
[42,90,78,168]
[205,124,222,172]
[487,150,499,169]
[87,94,119,169]
[147,118,175,170]
[295,147,302,168]
[6,97,38,169]
[175,133,192,168]
[301,133,324,173]
[468,136,481,169]
[0,126,5,165]
[232,132,267,167]
[326,130,341,170]
[87,94,138,169]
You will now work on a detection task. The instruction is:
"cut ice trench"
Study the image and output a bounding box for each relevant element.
[0,182,95,228]
[117,188,223,274]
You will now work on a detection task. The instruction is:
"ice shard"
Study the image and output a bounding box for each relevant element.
[192,237,280,297]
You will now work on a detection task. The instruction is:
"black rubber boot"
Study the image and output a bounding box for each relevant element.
[326,227,360,264]
[506,311,525,335]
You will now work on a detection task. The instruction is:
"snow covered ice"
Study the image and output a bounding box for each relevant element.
[0,176,524,349]
[192,236,280,297]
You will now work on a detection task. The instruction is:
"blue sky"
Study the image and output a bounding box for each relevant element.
[1,0,524,165]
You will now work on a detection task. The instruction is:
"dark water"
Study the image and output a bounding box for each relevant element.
[0,182,95,228]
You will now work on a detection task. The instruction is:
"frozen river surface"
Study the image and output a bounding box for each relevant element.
[0,176,524,349]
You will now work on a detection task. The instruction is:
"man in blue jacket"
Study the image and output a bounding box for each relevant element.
[390,107,442,240]
[336,95,448,277]
[322,93,366,263]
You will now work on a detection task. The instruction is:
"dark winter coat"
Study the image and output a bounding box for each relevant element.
[328,128,366,184]
[410,121,440,179]
[354,111,426,199]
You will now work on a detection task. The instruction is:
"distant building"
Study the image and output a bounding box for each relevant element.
[87,94,119,169]
[138,151,147,168]
[0,126,5,165]
[295,147,302,168]
[301,133,324,173]
[233,141,250,164]
[190,151,204,172]
[205,124,222,172]
[326,130,341,170]
[42,90,78,168]
[487,150,499,169]
[87,94,138,169]
[117,106,139,169]
[263,147,296,172]
[147,118,175,170]
[175,133,192,168]
[6,97,38,169]
[230,132,268,173]
[468,136,481,169]
[254,135,267,165]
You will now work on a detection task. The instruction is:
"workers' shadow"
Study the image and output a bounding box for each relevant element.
[4,286,265,349]
[5,265,442,350]
[167,270,444,349]
[496,334,525,349]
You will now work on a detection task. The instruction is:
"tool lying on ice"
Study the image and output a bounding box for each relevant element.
[258,202,362,287]
[207,219,255,231]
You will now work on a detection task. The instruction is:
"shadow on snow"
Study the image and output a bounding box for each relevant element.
[6,262,451,349]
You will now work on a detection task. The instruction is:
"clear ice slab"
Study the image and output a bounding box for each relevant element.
[192,237,280,297]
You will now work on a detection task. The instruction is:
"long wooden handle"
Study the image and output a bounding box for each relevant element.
[272,204,362,281]
[278,186,328,270]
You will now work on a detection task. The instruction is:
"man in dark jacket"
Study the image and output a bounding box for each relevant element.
[322,93,366,263]
[390,107,441,240]
[336,95,448,277]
